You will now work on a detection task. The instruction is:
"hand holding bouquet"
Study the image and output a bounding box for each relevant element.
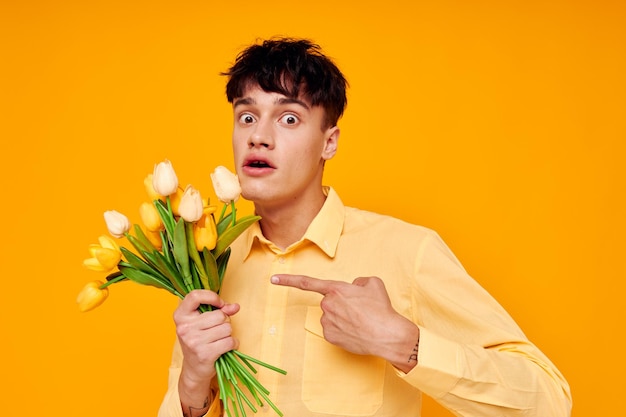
[77,160,286,417]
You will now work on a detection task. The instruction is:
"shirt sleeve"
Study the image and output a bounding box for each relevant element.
[396,231,572,417]
[158,339,222,417]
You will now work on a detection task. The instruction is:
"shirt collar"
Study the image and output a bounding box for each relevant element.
[243,186,345,259]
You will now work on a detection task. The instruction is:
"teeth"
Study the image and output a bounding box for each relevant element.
[249,160,269,168]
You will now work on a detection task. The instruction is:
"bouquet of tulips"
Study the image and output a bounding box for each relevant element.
[77,160,286,417]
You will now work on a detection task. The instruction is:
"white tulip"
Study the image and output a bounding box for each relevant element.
[210,166,241,204]
[152,160,179,196]
[103,210,130,238]
[178,185,204,222]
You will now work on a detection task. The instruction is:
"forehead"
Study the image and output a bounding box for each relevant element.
[234,84,314,110]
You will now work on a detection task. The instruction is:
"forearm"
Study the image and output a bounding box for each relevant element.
[402,232,572,416]
[178,367,215,417]
[401,327,572,417]
[158,340,222,417]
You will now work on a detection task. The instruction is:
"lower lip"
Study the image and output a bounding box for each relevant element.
[242,166,275,177]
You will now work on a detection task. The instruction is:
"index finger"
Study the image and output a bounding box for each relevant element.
[270,274,345,295]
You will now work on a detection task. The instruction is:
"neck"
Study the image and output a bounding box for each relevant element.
[254,187,327,250]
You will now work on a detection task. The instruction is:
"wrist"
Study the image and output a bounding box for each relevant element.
[179,367,215,413]
[386,321,420,374]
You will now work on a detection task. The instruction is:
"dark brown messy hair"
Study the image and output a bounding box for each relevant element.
[221,37,348,128]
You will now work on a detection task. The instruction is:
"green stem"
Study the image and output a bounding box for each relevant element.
[185,221,209,283]
[166,195,173,218]
[215,359,232,417]
[224,354,269,395]
[230,200,237,227]
[223,355,283,417]
[99,274,126,289]
[219,203,228,223]
[233,350,287,375]
[233,383,251,417]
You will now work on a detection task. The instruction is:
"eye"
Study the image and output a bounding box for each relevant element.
[238,113,255,124]
[279,114,299,125]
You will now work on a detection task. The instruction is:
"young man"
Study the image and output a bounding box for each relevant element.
[159,38,572,417]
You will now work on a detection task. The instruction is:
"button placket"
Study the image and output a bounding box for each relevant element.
[259,251,292,396]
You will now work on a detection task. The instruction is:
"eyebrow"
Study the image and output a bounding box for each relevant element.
[276,97,310,109]
[233,96,311,110]
[233,97,255,108]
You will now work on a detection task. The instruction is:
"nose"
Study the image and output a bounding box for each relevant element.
[248,121,274,149]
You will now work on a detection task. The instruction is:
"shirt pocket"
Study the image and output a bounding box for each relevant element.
[302,306,385,416]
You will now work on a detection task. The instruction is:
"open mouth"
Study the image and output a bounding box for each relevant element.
[247,160,271,168]
[244,155,275,170]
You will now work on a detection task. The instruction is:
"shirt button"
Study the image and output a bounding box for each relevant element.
[278,257,285,264]
[269,325,277,335]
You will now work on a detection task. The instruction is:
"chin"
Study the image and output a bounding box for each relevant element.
[240,184,269,204]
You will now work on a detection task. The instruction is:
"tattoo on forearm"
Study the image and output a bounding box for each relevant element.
[183,396,209,417]
[408,337,419,363]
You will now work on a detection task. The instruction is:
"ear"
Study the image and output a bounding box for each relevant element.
[321,126,340,161]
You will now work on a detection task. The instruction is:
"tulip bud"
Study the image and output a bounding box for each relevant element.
[144,228,163,250]
[76,280,109,312]
[98,235,120,251]
[94,247,121,270]
[139,202,163,232]
[143,174,164,202]
[83,235,122,272]
[169,186,184,217]
[210,166,241,204]
[194,211,217,251]
[152,160,179,196]
[104,210,130,238]
[178,185,204,222]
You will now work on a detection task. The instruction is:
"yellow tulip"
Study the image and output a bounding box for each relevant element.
[83,235,122,272]
[194,210,217,251]
[139,201,163,232]
[210,166,241,204]
[103,210,130,238]
[169,186,184,217]
[143,174,165,202]
[98,234,120,251]
[144,227,163,250]
[178,185,204,222]
[152,159,179,196]
[76,280,109,312]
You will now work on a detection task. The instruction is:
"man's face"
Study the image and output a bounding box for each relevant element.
[231,85,339,209]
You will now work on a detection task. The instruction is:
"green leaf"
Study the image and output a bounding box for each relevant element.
[213,215,260,258]
[161,231,175,265]
[118,265,180,296]
[173,218,192,291]
[155,199,175,238]
[216,247,231,290]
[185,221,208,286]
[128,224,157,254]
[125,227,172,277]
[119,248,179,295]
[141,250,188,296]
[120,247,159,276]
[217,210,234,235]
[190,262,201,289]
[203,247,219,292]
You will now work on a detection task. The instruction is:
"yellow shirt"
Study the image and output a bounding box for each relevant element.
[159,187,572,417]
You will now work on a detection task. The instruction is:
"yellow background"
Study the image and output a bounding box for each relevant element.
[1,1,624,416]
